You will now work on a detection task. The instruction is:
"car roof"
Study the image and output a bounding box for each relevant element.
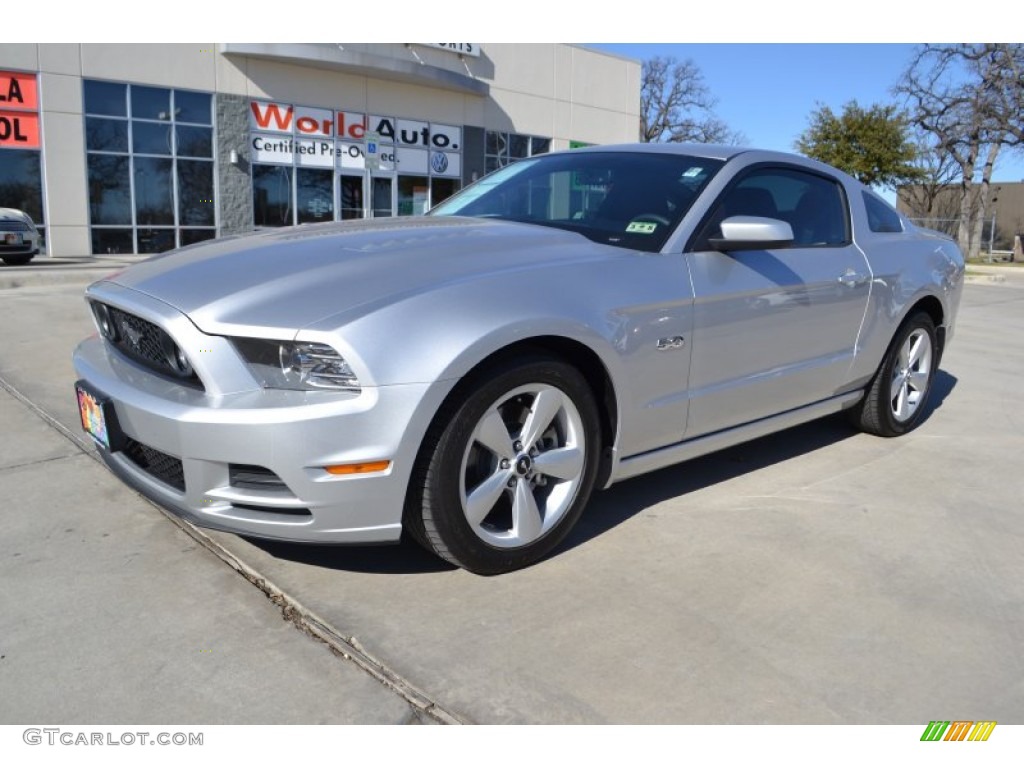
[563,143,866,189]
[564,142,750,162]
[562,142,835,168]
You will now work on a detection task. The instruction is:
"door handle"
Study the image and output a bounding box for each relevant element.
[837,269,868,287]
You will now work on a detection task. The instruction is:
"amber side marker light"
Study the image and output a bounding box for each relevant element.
[324,460,391,475]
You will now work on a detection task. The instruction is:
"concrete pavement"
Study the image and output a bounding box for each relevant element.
[1,269,1022,723]
[0,254,148,291]
[0,283,441,724]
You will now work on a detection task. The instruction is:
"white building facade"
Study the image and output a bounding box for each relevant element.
[0,43,641,256]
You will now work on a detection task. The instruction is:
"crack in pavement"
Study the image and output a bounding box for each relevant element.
[0,451,83,474]
[0,373,467,725]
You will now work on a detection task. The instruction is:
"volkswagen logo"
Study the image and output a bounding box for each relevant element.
[430,152,449,173]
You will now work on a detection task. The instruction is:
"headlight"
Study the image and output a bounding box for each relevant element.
[232,338,360,392]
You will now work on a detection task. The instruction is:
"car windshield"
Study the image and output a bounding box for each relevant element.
[429,151,724,253]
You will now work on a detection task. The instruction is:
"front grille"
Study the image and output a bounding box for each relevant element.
[101,305,202,389]
[123,438,186,492]
[0,220,31,232]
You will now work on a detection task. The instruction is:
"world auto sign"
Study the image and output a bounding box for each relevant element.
[249,100,461,178]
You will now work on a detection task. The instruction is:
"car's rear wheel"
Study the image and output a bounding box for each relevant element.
[408,356,600,575]
[851,311,936,437]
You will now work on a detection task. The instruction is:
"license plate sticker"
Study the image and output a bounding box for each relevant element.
[75,382,118,450]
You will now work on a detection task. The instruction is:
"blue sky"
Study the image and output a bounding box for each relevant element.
[590,43,1024,193]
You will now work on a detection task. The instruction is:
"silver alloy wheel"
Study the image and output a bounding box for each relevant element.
[889,328,933,422]
[459,383,586,549]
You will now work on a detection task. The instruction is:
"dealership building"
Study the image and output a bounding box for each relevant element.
[0,43,640,257]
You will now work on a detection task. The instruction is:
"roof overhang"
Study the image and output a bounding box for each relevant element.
[219,43,489,97]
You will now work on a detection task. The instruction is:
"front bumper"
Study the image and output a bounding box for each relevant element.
[73,333,444,545]
[0,233,39,255]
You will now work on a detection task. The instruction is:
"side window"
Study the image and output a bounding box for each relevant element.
[862,191,904,233]
[701,167,849,248]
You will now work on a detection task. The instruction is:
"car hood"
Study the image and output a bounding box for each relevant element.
[0,208,32,223]
[103,217,623,335]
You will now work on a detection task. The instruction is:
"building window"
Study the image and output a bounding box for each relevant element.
[484,131,551,174]
[0,148,46,251]
[0,70,45,251]
[85,80,216,254]
[252,165,292,227]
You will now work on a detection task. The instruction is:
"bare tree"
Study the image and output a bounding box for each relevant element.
[640,56,744,145]
[898,131,962,220]
[896,44,1024,259]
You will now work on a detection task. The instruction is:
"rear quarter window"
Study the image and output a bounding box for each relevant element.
[862,191,904,233]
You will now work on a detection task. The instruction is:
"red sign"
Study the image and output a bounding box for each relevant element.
[0,71,38,112]
[0,111,39,148]
[0,71,39,149]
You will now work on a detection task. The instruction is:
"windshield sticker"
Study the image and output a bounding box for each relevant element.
[626,221,658,234]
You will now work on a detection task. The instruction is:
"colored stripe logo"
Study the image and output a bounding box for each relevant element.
[920,721,997,741]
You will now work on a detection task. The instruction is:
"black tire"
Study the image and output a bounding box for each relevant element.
[2,254,33,266]
[850,311,937,437]
[406,355,601,575]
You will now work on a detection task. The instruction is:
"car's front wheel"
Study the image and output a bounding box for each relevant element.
[408,356,601,575]
[851,311,937,437]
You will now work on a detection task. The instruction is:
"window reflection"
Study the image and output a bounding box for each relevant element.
[340,175,364,219]
[85,118,129,153]
[85,81,215,253]
[174,90,211,124]
[253,165,293,227]
[87,154,132,225]
[398,175,429,216]
[131,86,171,120]
[84,81,127,117]
[176,126,212,158]
[133,157,174,226]
[297,168,334,224]
[91,228,134,254]
[136,228,176,253]
[0,148,45,223]
[132,122,173,155]
[372,177,393,217]
[177,160,214,226]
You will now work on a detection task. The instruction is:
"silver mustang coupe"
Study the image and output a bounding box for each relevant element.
[73,144,964,574]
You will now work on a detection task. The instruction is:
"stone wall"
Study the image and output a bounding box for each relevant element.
[215,93,253,235]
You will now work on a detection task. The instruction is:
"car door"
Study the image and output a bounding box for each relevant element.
[683,165,871,439]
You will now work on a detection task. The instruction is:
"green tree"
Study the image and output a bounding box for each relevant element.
[795,101,920,188]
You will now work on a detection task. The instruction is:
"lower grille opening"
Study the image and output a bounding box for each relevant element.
[230,503,311,518]
[229,464,288,490]
[123,438,185,492]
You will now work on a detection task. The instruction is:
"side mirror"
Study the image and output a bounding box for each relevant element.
[707,216,794,252]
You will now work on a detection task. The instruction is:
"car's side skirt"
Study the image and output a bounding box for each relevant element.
[610,390,865,484]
